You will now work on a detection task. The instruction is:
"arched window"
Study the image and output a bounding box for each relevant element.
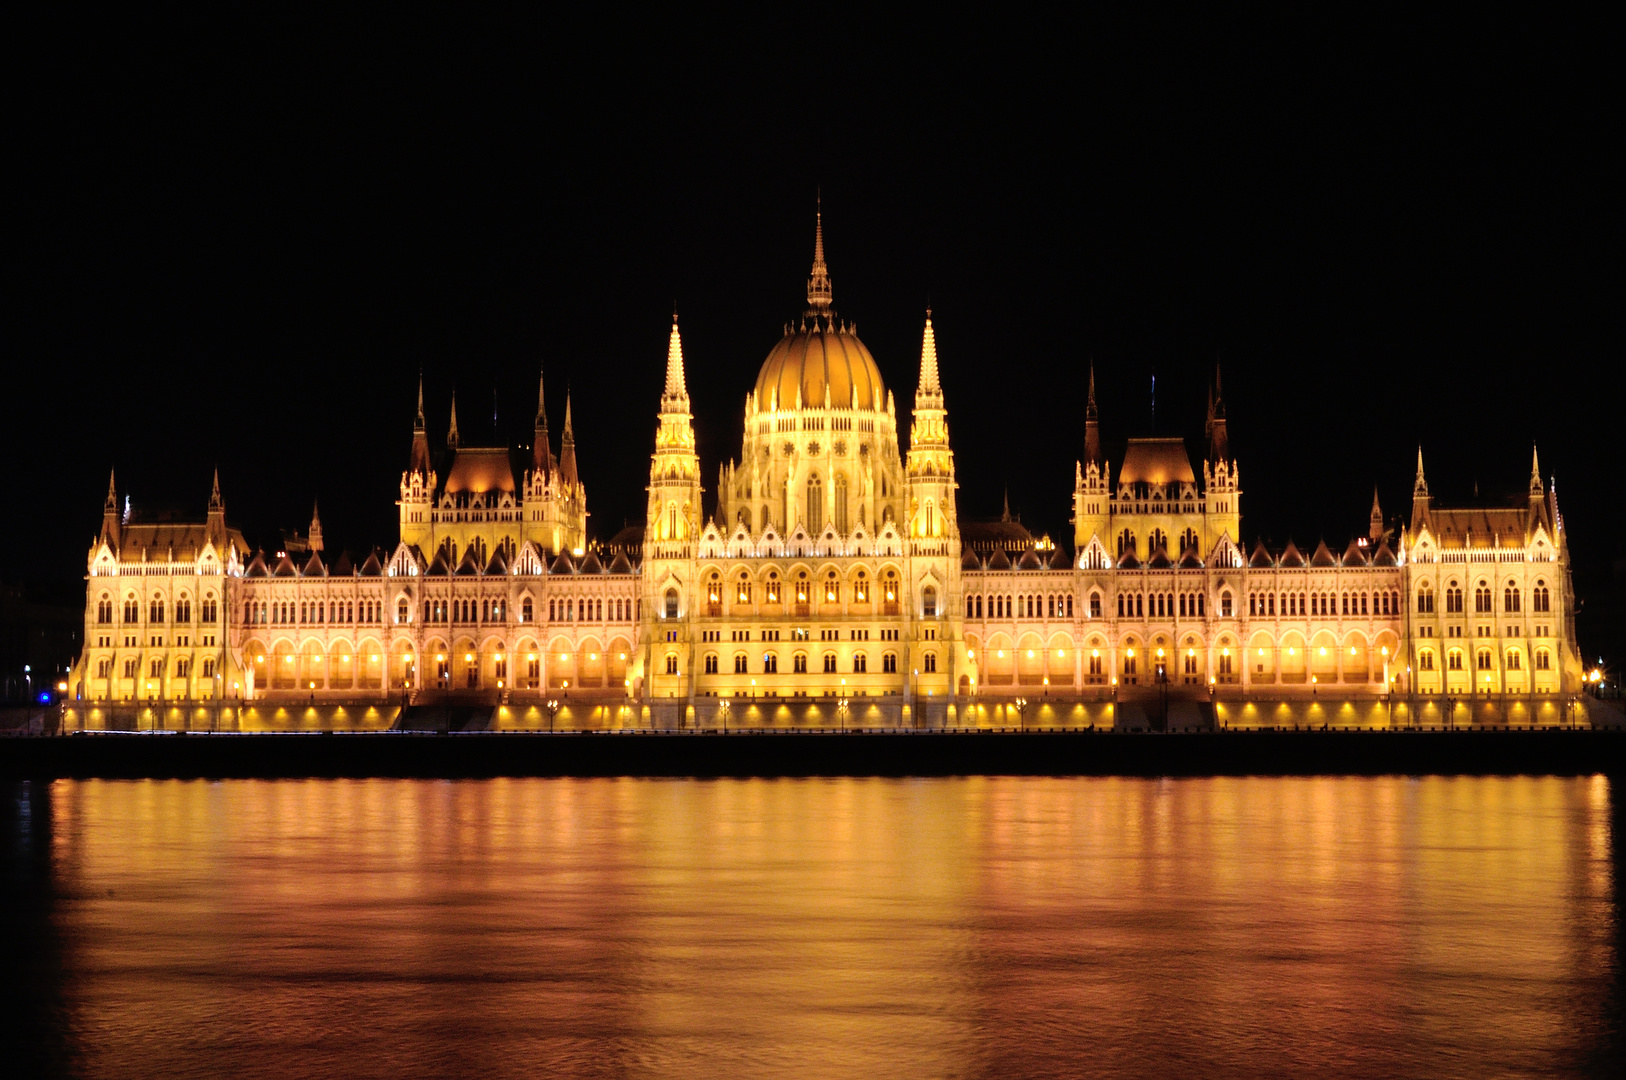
[825,572,839,604]
[397,598,409,623]
[522,597,533,622]
[1090,592,1102,618]
[1536,648,1551,670]
[1445,583,1463,613]
[704,653,719,674]
[966,596,976,618]
[1504,581,1520,612]
[1448,649,1463,671]
[150,596,165,623]
[664,588,680,619]
[706,573,723,617]
[1220,591,1233,618]
[1476,648,1492,670]
[1533,581,1551,612]
[922,585,937,618]
[806,474,824,533]
[1418,649,1435,671]
[665,654,679,675]
[96,595,112,624]
[734,653,749,674]
[834,474,849,534]
[1506,649,1521,670]
[1474,583,1492,613]
[923,651,937,673]
[853,652,868,673]
[763,652,778,674]
[793,652,807,673]
[1117,530,1136,559]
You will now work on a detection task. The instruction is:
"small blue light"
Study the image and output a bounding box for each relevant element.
[38,692,52,704]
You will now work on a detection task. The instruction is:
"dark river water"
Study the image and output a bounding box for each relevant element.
[3,775,1621,1079]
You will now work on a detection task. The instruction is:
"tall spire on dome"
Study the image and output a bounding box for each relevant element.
[1529,443,1544,496]
[447,390,460,449]
[101,468,120,543]
[1413,446,1428,497]
[309,501,323,553]
[663,311,689,407]
[917,308,941,397]
[210,467,223,511]
[414,368,425,432]
[105,468,118,512]
[1369,486,1383,542]
[805,194,833,316]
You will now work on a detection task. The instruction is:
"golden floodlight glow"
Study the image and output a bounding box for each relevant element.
[561,653,569,661]
[1258,647,1265,656]
[620,653,626,660]
[1222,647,1231,656]
[998,650,1005,657]
[1028,650,1035,658]
[528,653,536,661]
[1350,646,1357,656]
[1157,648,1165,658]
[465,654,473,662]
[436,654,445,662]
[1289,647,1296,656]
[967,649,975,658]
[1320,647,1328,656]
[1381,646,1389,656]
[1126,647,1135,657]
[1092,648,1099,657]
[342,655,350,662]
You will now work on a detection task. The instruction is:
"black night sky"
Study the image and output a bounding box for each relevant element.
[8,15,1621,662]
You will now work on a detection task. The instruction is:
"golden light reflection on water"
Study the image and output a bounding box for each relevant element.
[33,776,1620,1079]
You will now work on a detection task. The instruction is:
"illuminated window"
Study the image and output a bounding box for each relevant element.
[882,652,897,673]
[823,652,837,673]
[1533,581,1550,613]
[666,654,679,675]
[922,652,936,673]
[922,586,937,618]
[763,652,778,674]
[1536,648,1550,670]
[665,588,680,619]
[734,653,748,674]
[793,652,807,673]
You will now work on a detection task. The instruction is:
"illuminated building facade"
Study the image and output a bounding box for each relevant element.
[68,215,1585,710]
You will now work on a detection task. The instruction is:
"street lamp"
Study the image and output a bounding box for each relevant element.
[1014,696,1028,732]
[838,696,849,733]
[545,697,559,733]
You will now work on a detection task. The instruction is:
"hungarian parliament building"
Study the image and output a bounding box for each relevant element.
[68,216,1584,719]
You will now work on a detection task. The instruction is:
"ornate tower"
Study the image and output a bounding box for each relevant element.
[1201,363,1240,555]
[1072,363,1111,554]
[399,372,435,552]
[641,315,703,699]
[904,309,967,699]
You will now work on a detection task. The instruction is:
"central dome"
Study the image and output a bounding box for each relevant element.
[755,320,886,411]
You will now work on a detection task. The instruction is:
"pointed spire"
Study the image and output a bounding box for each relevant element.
[447,390,460,449]
[1206,363,1230,464]
[663,312,689,403]
[1413,446,1428,497]
[1002,489,1011,522]
[918,308,941,396]
[1083,360,1102,466]
[209,468,223,511]
[531,365,553,476]
[309,501,323,553]
[105,469,118,512]
[1530,443,1543,497]
[559,392,578,487]
[1369,486,1383,542]
[414,368,425,431]
[805,194,833,315]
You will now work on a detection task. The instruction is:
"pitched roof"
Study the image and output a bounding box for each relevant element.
[1342,539,1369,566]
[550,551,575,574]
[961,547,982,570]
[608,551,634,574]
[987,547,1011,570]
[1310,540,1338,567]
[1279,541,1305,567]
[359,551,383,577]
[1119,438,1196,486]
[442,446,517,494]
[1017,547,1043,570]
[578,552,604,574]
[1248,541,1275,568]
[1426,506,1535,548]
